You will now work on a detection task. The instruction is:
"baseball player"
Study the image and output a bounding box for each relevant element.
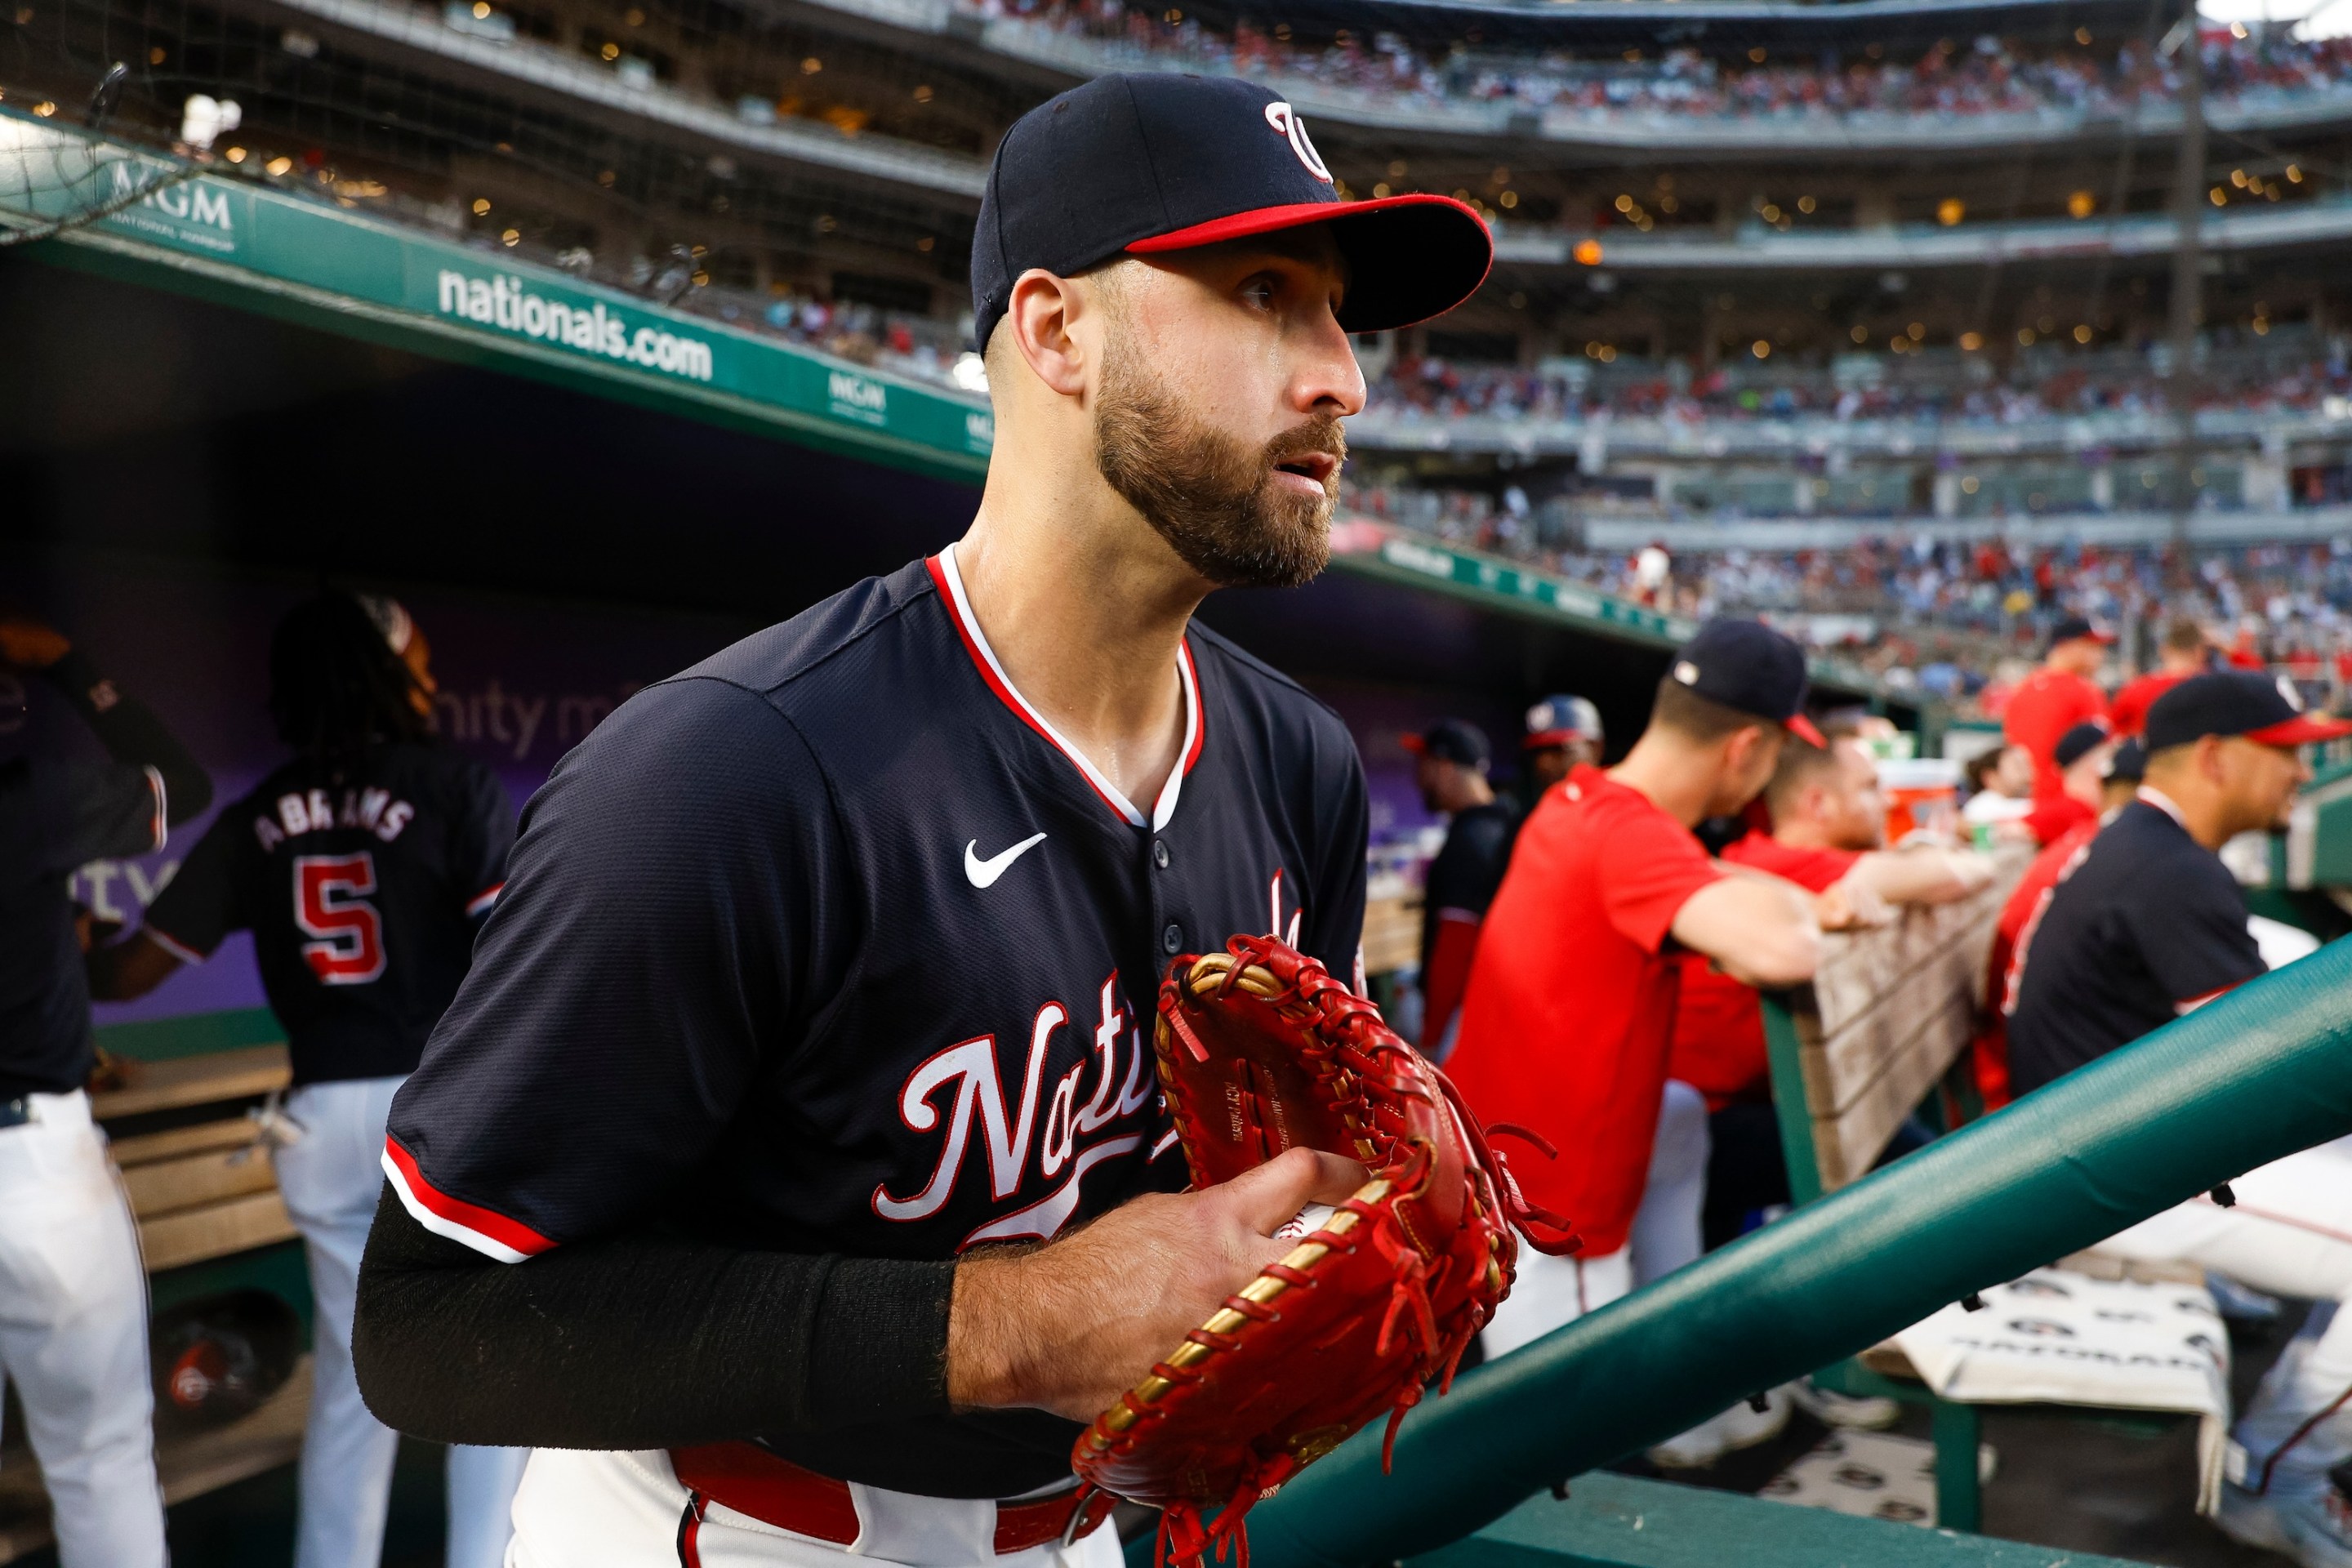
[0,617,208,1568]
[1969,737,2145,1109]
[1670,728,1996,1249]
[2002,674,2352,1566]
[345,74,1491,1568]
[1447,620,1828,1362]
[89,592,528,1568]
[1402,719,1517,1060]
[1520,693,1603,799]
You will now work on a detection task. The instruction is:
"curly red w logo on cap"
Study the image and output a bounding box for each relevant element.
[1263,101,1332,183]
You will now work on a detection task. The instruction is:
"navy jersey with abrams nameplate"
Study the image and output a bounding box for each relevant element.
[383,547,1369,1495]
[143,746,514,1087]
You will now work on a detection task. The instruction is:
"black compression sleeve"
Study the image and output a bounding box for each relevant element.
[42,648,214,822]
[353,1188,956,1448]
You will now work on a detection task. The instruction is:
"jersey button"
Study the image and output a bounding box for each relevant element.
[1152,840,1170,870]
[1161,922,1183,955]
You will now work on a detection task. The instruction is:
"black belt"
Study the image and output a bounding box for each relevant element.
[0,1098,32,1130]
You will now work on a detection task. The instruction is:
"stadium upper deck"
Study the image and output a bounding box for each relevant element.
[14,0,2352,556]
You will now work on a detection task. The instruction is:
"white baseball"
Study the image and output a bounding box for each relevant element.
[1274,1202,1338,1243]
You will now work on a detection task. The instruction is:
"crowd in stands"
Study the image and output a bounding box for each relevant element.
[1345,470,2352,700]
[1366,346,2352,427]
[973,0,2352,125]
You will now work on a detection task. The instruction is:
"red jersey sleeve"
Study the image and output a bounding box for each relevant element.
[1594,798,1722,954]
[1722,835,1860,893]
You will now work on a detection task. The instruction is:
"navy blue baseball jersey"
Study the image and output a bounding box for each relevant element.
[377,550,1366,1486]
[385,547,1367,1257]
[143,745,514,1087]
[1,758,164,1099]
[2006,793,2264,1095]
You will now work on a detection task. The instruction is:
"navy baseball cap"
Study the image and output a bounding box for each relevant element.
[2052,720,2112,771]
[2048,615,2117,651]
[1668,621,1826,746]
[1402,718,1490,771]
[2104,737,2147,783]
[2145,670,2352,751]
[1524,694,1603,750]
[970,74,1491,350]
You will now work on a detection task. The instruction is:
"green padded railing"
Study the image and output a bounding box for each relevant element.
[1192,933,2352,1568]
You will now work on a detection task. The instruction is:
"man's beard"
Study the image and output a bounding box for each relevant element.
[1094,338,1344,590]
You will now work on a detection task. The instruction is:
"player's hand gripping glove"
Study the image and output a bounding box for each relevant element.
[1071,933,1579,1567]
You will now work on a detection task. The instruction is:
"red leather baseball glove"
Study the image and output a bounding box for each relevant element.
[1071,933,1577,1567]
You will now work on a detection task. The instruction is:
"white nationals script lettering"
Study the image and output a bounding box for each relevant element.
[873,975,1156,1241]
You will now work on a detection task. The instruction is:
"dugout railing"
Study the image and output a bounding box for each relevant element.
[1188,898,2352,1568]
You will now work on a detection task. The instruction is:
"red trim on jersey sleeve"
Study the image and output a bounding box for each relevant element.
[381,1135,556,1264]
[2175,981,2244,1014]
[465,882,505,917]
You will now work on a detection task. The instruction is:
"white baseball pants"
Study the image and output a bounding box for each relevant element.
[0,1089,167,1568]
[508,1447,1125,1568]
[2102,1134,2352,1481]
[273,1075,528,1568]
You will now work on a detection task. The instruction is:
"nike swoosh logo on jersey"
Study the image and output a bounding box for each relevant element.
[964,831,1048,889]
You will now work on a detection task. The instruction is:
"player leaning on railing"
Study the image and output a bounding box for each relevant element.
[349,74,1492,1568]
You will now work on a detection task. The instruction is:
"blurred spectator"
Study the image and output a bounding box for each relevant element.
[1963,744,2038,829]
[2110,617,2215,737]
[2002,617,2112,800]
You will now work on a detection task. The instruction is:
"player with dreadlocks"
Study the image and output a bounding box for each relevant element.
[91,590,529,1568]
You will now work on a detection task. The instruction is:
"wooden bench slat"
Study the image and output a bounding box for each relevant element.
[138,1190,298,1272]
[92,1045,291,1120]
[1798,925,1994,1118]
[109,1117,262,1167]
[120,1145,279,1220]
[1361,892,1422,978]
[1811,1000,1978,1188]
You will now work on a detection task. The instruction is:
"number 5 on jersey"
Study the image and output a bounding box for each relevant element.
[296,853,386,985]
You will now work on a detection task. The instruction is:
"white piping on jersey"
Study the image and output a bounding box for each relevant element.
[2136,785,2189,830]
[145,765,167,853]
[936,541,1199,832]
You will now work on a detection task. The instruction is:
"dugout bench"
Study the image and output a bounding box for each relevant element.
[0,1013,314,1565]
[1756,849,2027,1532]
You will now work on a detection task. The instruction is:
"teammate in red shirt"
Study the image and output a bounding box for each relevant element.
[2002,615,2112,803]
[2108,617,2211,739]
[1447,620,1826,1355]
[1671,733,1995,1244]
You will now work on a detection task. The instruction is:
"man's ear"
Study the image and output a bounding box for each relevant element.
[1002,269,1093,400]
